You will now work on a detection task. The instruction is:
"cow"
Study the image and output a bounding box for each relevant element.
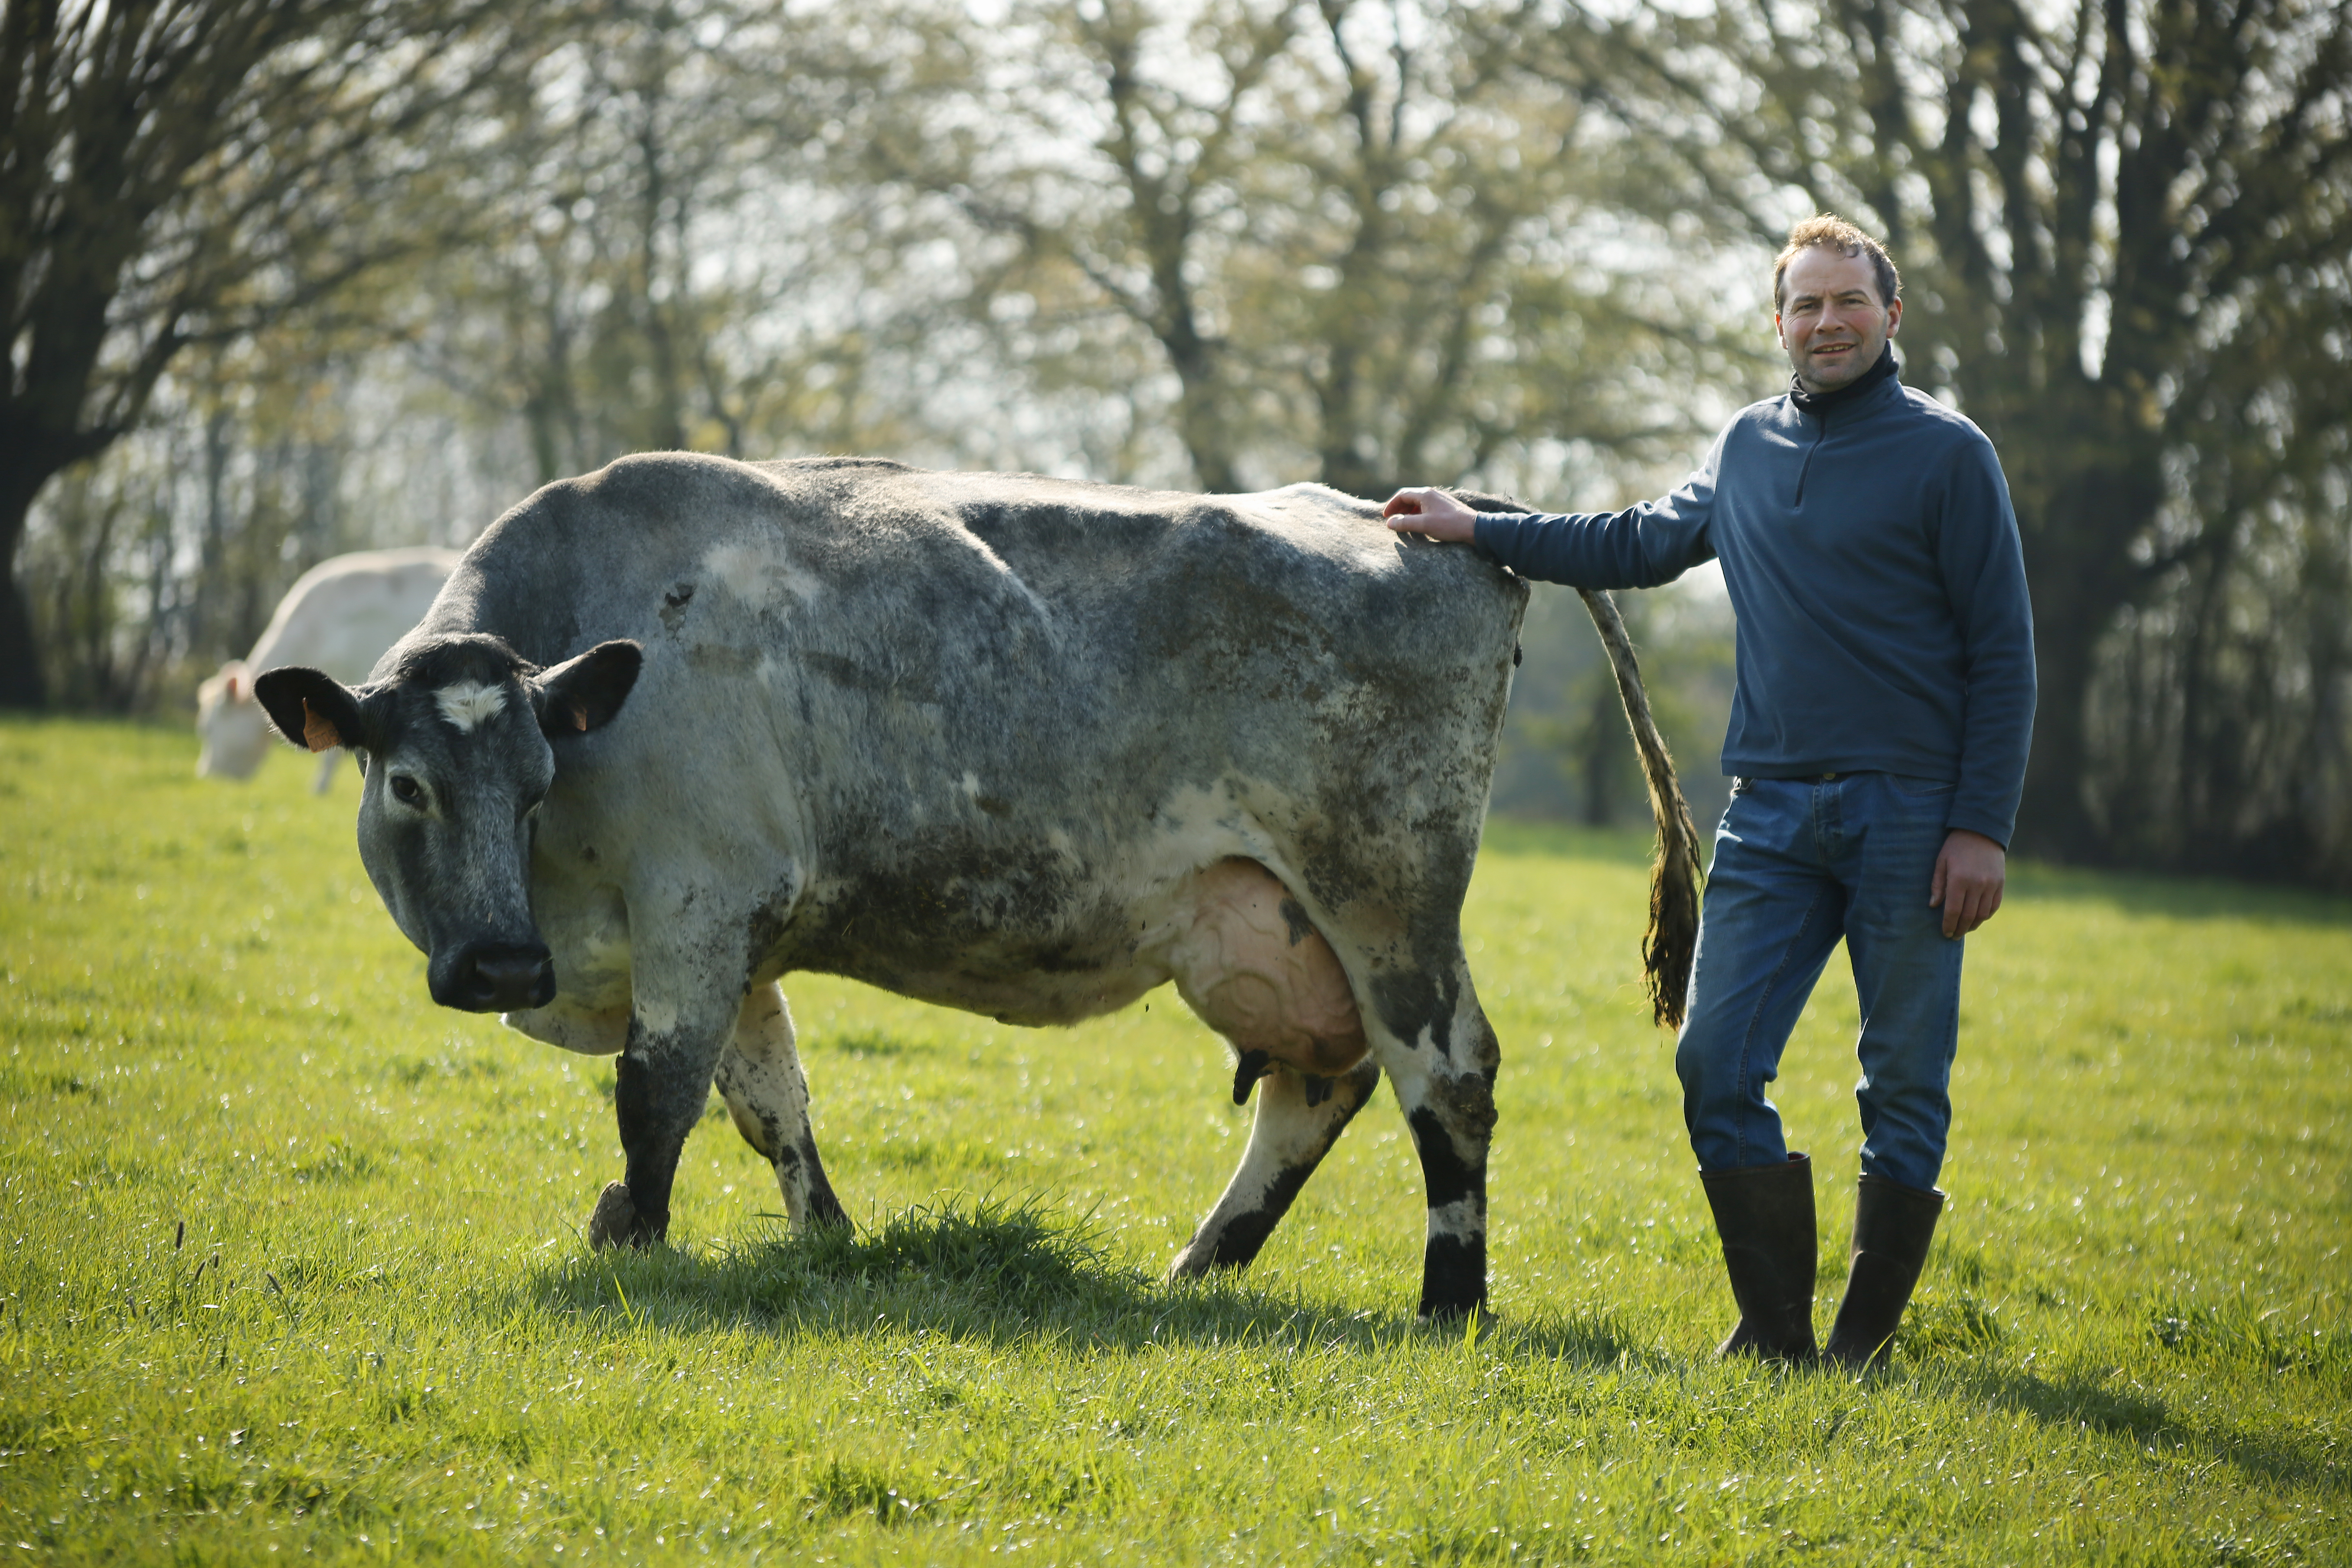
[255,455,1698,1321]
[198,546,460,792]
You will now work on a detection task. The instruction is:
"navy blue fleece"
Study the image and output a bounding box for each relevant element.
[1473,363,2036,846]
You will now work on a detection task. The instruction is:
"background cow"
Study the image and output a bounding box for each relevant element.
[257,456,1695,1321]
[198,546,459,792]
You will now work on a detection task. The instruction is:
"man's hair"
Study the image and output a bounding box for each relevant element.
[1774,215,1900,310]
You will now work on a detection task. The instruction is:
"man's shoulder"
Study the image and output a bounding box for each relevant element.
[1713,394,1803,458]
[1890,383,1998,453]
[1726,391,1798,431]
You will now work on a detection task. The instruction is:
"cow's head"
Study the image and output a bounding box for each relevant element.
[252,634,641,1013]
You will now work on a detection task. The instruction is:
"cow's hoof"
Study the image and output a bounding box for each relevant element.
[1164,1238,1236,1280]
[586,1180,639,1250]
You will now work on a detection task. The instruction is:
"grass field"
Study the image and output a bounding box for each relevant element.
[2,716,2346,1565]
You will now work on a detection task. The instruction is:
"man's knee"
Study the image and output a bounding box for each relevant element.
[1675,1014,1752,1100]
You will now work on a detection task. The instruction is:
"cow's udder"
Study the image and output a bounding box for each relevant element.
[1167,858,1367,1076]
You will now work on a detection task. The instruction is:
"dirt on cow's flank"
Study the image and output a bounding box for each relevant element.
[2,716,2346,1565]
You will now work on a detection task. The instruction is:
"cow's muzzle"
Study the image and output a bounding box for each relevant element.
[433,940,557,1012]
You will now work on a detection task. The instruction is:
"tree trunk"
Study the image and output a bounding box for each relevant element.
[2003,421,2163,861]
[2012,604,2099,862]
[1167,341,1238,495]
[0,443,58,709]
[1580,675,1620,827]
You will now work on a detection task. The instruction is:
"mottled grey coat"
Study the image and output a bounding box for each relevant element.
[258,454,1530,1319]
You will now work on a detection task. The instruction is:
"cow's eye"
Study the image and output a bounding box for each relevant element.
[389,774,426,808]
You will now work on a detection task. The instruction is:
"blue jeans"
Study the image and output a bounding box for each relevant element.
[1674,772,1964,1190]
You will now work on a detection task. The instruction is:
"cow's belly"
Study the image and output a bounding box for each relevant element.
[822,857,1366,1077]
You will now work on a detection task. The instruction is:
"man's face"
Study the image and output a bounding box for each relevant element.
[1775,246,1901,394]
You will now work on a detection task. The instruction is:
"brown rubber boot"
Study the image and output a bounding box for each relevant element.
[1823,1174,1945,1371]
[1698,1152,1819,1364]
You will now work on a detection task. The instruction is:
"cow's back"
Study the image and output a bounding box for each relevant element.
[429,456,1519,802]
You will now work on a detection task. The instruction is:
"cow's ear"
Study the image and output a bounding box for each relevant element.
[534,640,641,737]
[252,667,367,753]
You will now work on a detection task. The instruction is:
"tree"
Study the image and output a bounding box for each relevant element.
[1519,0,2352,872]
[0,0,508,707]
[397,0,946,486]
[871,0,1748,497]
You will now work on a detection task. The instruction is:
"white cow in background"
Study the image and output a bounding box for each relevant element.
[196,546,460,792]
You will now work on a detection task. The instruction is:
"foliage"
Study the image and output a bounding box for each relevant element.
[0,0,518,707]
[873,0,1755,496]
[399,0,928,482]
[2,717,2345,1562]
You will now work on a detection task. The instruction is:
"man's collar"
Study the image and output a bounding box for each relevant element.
[1788,343,1900,416]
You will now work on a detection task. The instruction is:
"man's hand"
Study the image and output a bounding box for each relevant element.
[1382,488,1479,542]
[1930,829,2006,938]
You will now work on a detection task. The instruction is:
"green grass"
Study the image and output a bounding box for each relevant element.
[2,717,2346,1564]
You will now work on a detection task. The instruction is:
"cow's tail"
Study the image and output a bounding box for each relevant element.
[1441,487,1705,1029]
[1573,587,1704,1030]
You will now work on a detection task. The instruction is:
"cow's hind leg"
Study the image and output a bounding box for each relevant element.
[715,982,847,1231]
[1169,1058,1381,1277]
[1361,956,1500,1322]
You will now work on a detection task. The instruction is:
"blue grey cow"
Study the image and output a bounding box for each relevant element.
[257,454,1646,1321]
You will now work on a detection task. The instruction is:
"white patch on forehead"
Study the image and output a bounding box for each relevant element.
[704,539,822,612]
[435,680,506,733]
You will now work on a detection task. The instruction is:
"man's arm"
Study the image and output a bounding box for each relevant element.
[1936,439,2037,849]
[1381,434,1728,589]
[1926,433,2033,938]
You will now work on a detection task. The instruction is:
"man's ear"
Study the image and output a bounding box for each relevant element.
[534,641,642,737]
[252,668,368,753]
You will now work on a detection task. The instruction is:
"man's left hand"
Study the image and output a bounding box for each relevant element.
[1930,829,2006,938]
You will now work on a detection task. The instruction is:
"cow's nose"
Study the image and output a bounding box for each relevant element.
[445,942,556,1012]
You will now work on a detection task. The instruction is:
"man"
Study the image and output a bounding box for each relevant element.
[1383,216,2034,1370]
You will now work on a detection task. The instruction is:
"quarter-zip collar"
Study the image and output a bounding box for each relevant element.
[1788,343,1900,422]
[1788,345,1901,506]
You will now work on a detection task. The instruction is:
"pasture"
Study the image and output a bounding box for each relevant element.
[1,716,2345,1564]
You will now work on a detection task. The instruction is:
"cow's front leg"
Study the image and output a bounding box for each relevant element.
[586,976,738,1250]
[1169,1057,1381,1278]
[715,982,848,1231]
[1365,972,1500,1323]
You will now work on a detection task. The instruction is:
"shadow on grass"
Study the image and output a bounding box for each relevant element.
[2004,860,2352,929]
[517,1192,1658,1369]
[1940,1362,2348,1498]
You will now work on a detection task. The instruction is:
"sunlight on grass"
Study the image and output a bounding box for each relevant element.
[2,717,2345,1563]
